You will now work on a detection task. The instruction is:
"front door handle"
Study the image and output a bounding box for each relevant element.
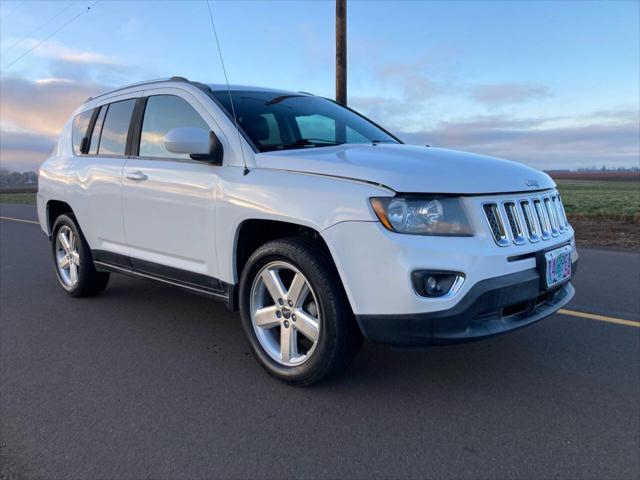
[125,171,148,182]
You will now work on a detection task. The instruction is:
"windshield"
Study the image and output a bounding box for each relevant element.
[210,90,399,152]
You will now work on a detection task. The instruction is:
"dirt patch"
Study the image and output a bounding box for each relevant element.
[569,214,639,250]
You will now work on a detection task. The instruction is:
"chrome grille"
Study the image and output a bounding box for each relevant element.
[544,197,560,236]
[533,199,551,240]
[483,203,509,246]
[483,192,570,247]
[552,196,567,232]
[519,200,540,242]
[503,202,526,244]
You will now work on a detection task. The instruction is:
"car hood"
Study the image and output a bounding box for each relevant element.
[255,144,555,194]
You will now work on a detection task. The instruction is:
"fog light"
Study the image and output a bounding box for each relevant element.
[426,276,439,294]
[412,271,464,298]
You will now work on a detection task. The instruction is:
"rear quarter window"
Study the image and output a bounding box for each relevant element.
[72,109,94,155]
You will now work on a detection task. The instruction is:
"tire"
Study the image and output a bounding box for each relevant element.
[51,214,110,297]
[239,237,362,386]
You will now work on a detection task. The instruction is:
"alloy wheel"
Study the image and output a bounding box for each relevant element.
[55,225,80,287]
[250,261,321,366]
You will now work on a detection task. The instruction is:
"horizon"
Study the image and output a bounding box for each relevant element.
[3,165,640,177]
[1,0,639,172]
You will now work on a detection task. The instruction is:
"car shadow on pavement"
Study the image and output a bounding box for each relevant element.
[97,274,577,395]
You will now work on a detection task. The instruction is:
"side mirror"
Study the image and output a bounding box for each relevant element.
[164,127,224,165]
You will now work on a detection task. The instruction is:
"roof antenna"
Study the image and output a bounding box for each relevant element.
[205,0,249,175]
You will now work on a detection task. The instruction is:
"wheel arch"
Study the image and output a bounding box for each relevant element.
[230,218,348,312]
[46,200,74,236]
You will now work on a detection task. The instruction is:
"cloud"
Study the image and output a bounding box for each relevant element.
[0,130,56,153]
[46,58,140,85]
[349,58,636,170]
[0,76,110,170]
[350,95,416,123]
[402,75,439,99]
[21,39,119,65]
[0,35,151,171]
[397,110,640,169]
[373,59,441,101]
[0,130,56,171]
[471,83,552,105]
[1,76,108,136]
[2,38,135,85]
[350,60,443,128]
[117,17,140,36]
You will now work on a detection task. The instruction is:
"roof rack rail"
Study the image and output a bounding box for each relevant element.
[86,76,193,102]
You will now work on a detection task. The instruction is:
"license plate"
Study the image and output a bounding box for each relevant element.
[544,244,572,289]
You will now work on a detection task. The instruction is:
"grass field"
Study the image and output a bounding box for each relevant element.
[553,179,638,249]
[0,192,36,205]
[555,179,640,220]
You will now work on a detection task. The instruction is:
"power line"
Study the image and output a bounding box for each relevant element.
[1,1,75,57]
[1,0,100,74]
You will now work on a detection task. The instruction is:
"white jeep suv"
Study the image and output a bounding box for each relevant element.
[38,77,577,385]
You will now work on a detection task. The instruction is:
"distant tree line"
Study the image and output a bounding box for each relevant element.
[546,166,639,173]
[0,166,637,185]
[0,168,38,186]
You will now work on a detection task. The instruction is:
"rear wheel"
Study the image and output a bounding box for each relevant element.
[51,214,110,297]
[239,238,361,385]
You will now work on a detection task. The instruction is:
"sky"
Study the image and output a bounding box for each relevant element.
[0,0,638,172]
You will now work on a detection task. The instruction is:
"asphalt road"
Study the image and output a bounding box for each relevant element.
[1,203,639,479]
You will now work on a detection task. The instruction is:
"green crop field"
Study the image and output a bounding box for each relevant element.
[555,179,640,220]
[0,192,36,205]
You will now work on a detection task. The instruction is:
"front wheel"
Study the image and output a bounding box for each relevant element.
[239,238,361,385]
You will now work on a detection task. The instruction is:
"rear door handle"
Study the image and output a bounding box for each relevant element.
[125,171,148,182]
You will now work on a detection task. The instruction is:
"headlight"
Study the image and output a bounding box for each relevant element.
[370,196,474,236]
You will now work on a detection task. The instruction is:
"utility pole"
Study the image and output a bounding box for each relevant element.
[336,0,347,106]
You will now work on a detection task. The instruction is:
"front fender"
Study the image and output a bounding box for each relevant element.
[215,166,391,283]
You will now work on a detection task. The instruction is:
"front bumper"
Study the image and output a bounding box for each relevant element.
[356,266,576,347]
[321,220,577,316]
[321,189,578,346]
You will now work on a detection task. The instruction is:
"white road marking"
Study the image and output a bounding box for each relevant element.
[0,216,39,225]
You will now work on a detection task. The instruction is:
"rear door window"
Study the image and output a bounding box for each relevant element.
[72,109,94,155]
[98,99,136,156]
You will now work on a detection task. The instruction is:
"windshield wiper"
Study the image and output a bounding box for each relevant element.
[296,138,343,145]
[261,138,344,151]
[371,139,397,145]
